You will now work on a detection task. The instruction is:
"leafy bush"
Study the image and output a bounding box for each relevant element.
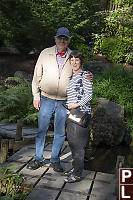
[91,65,133,136]
[0,0,102,55]
[104,7,133,38]
[0,77,38,126]
[0,166,24,199]
[101,37,132,63]
[93,1,133,64]
[125,52,133,64]
[0,77,56,128]
[70,33,93,62]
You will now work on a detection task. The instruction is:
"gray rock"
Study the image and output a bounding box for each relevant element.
[90,98,131,146]
[14,70,33,82]
[84,61,110,75]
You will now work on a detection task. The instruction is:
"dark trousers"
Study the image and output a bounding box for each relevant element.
[67,118,90,176]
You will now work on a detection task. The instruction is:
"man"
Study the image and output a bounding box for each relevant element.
[27,27,93,172]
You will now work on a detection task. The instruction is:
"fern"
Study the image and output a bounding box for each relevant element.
[0,77,35,124]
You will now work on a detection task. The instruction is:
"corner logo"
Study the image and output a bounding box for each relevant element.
[119,168,133,199]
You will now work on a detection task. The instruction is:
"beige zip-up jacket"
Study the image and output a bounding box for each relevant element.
[32,45,72,101]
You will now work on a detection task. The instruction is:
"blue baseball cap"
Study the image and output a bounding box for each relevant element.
[56,27,70,38]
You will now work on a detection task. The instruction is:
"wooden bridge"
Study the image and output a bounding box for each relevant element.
[1,142,117,200]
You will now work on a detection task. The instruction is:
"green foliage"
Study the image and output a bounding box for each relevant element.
[93,33,104,54]
[0,77,38,126]
[70,33,93,62]
[0,0,102,57]
[101,37,133,63]
[0,166,24,199]
[105,7,133,38]
[125,52,133,64]
[23,112,38,127]
[93,0,133,64]
[91,65,133,136]
[0,67,133,138]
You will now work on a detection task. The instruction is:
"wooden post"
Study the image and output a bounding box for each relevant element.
[8,139,15,150]
[0,139,9,163]
[114,155,125,198]
[15,120,23,141]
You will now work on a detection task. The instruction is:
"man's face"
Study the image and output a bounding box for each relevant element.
[55,36,70,52]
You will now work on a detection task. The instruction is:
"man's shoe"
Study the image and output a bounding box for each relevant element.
[27,159,43,170]
[51,162,63,172]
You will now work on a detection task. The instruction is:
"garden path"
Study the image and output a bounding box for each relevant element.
[1,142,117,200]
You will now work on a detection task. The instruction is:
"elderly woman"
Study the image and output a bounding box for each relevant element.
[64,50,93,183]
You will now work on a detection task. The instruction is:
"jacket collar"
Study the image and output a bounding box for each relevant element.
[45,45,71,66]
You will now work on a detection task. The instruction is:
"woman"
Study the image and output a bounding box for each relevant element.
[64,50,93,183]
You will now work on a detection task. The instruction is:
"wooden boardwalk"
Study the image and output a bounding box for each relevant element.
[1,142,117,200]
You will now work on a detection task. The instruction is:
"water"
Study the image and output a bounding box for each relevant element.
[84,144,133,174]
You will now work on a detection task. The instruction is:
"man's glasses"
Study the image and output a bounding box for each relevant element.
[57,36,69,42]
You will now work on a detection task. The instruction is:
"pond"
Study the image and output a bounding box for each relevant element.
[84,142,133,174]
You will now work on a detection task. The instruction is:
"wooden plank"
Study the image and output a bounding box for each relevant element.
[0,123,17,130]
[95,172,115,183]
[60,151,72,163]
[0,123,53,139]
[90,172,116,200]
[89,193,117,200]
[45,143,67,152]
[0,129,16,138]
[20,166,48,177]
[22,175,39,186]
[60,146,72,163]
[58,191,87,200]
[63,171,95,195]
[1,161,25,173]
[8,146,35,162]
[37,168,65,189]
[26,188,59,200]
[43,150,52,160]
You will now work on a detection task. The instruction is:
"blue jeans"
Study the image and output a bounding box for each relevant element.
[34,96,67,163]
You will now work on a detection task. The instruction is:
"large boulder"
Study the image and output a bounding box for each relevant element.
[90,98,131,146]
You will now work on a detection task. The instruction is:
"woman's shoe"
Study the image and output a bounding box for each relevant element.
[64,173,81,183]
[64,168,74,176]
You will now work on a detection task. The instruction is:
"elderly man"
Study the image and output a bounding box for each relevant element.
[27,27,93,172]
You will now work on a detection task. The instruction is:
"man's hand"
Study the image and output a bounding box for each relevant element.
[85,72,94,82]
[68,103,80,110]
[33,100,40,110]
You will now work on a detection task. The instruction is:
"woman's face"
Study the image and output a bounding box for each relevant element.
[70,56,81,74]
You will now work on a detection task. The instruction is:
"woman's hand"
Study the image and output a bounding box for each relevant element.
[68,103,80,110]
[85,72,94,82]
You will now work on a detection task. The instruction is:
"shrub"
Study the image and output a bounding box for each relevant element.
[70,33,93,62]
[0,77,37,126]
[0,166,24,199]
[125,52,133,64]
[101,37,132,63]
[91,65,133,136]
[0,77,54,128]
